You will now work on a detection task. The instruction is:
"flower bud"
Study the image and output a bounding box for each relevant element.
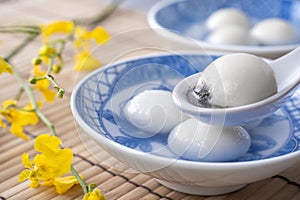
[57,88,65,99]
[39,45,56,57]
[32,57,42,65]
[52,64,62,73]
[29,78,37,84]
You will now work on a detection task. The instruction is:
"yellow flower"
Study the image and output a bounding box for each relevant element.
[0,57,13,75]
[33,134,73,177]
[75,26,110,45]
[74,50,101,71]
[89,27,110,45]
[32,65,56,102]
[40,21,74,42]
[19,134,74,190]
[42,175,81,193]
[52,176,79,194]
[34,133,61,153]
[0,100,38,140]
[38,45,57,58]
[73,29,91,50]
[74,27,89,40]
[83,189,106,200]
[19,153,39,187]
[35,44,60,66]
[73,26,109,71]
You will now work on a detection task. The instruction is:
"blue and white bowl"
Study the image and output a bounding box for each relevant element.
[148,0,300,56]
[71,53,300,195]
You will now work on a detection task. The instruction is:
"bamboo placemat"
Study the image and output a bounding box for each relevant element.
[1,0,300,199]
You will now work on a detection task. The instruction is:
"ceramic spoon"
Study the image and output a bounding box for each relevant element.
[172,47,300,126]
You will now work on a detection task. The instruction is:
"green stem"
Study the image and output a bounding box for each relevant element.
[9,63,57,137]
[0,30,40,34]
[15,88,24,101]
[46,74,65,98]
[57,40,66,55]
[0,26,40,34]
[45,57,65,98]
[0,25,40,29]
[46,74,60,89]
[71,166,88,194]
[46,57,55,74]
[5,34,39,62]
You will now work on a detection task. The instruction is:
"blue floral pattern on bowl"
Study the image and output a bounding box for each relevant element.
[73,53,300,162]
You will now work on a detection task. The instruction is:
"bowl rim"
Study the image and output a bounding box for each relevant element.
[70,52,300,168]
[147,0,300,54]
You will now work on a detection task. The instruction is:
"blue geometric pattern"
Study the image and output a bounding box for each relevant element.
[74,54,300,162]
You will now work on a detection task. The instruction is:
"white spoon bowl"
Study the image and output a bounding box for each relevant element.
[173,48,300,126]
